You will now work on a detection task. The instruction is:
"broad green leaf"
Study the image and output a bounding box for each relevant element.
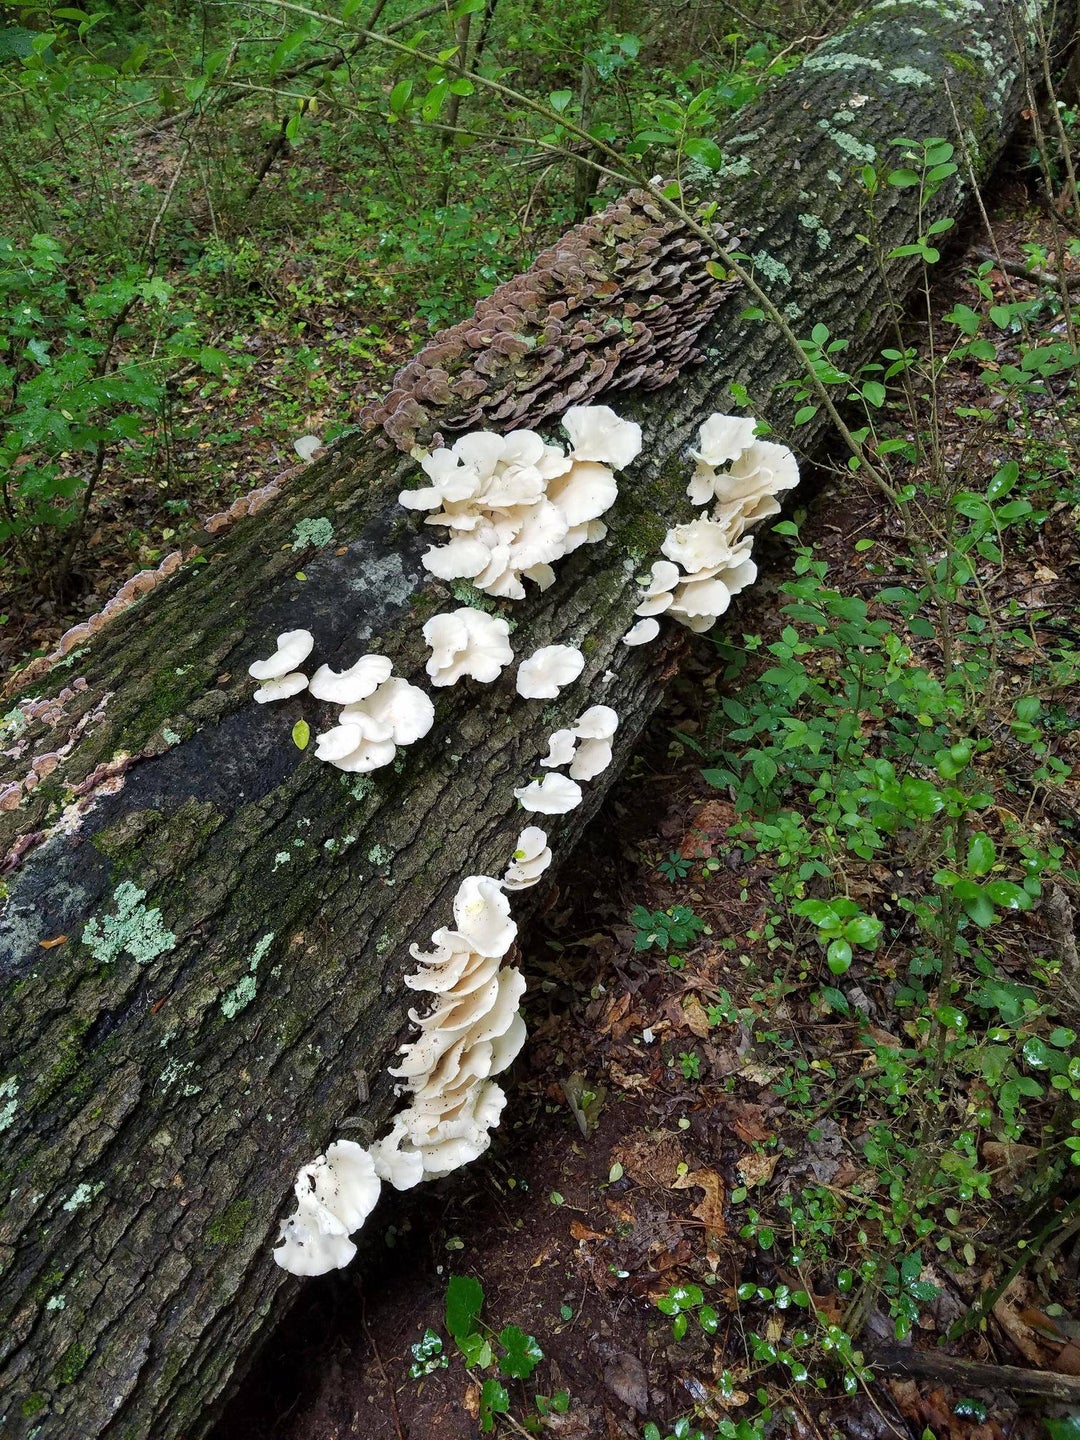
[498,1325,543,1379]
[291,719,310,750]
[445,1273,484,1341]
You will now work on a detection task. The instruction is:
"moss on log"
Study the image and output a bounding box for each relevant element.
[0,1,1063,1435]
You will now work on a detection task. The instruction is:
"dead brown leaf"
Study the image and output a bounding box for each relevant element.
[737,1152,778,1188]
[570,1219,609,1243]
[682,994,712,1039]
[610,1131,687,1187]
[38,935,68,949]
[673,1167,726,1266]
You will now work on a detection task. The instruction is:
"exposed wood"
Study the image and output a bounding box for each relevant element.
[0,2,1066,1436]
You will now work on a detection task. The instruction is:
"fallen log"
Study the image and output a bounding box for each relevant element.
[0,1,1063,1435]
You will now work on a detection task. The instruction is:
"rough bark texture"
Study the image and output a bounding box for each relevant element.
[0,1,1061,1435]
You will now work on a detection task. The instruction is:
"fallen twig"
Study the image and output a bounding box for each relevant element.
[869,1345,1080,1403]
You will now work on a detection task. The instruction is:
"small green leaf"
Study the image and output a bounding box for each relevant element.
[291,719,310,750]
[827,938,852,974]
[549,89,573,112]
[967,832,995,876]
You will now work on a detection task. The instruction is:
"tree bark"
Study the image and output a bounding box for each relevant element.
[0,2,1062,1436]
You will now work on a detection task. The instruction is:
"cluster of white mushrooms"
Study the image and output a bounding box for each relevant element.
[399,406,642,598]
[628,415,800,641]
[249,408,799,1277]
[273,837,547,1275]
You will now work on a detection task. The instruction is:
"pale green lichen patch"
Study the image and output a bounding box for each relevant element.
[798,214,832,252]
[803,50,883,73]
[221,974,257,1018]
[342,775,374,803]
[159,1057,200,1095]
[1,706,27,741]
[220,931,274,1017]
[82,882,176,966]
[272,851,291,870]
[0,1075,18,1132]
[367,843,392,867]
[751,250,792,287]
[889,65,932,85]
[816,119,876,164]
[291,516,334,550]
[248,932,275,969]
[62,1181,104,1212]
[162,728,181,745]
[46,1294,66,1310]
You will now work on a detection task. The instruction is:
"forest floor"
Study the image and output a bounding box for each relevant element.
[202,178,1080,1440]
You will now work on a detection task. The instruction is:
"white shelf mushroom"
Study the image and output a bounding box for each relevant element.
[540,729,578,768]
[249,629,314,703]
[502,826,551,890]
[309,653,393,705]
[399,409,635,600]
[315,677,434,773]
[273,1141,381,1276]
[423,608,513,687]
[513,772,583,814]
[452,875,518,958]
[516,644,585,699]
[561,405,643,470]
[568,709,617,780]
[622,617,660,646]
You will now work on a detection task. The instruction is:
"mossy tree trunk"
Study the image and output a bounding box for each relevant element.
[0,2,1061,1435]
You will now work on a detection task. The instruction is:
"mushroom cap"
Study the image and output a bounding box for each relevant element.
[368,1122,426,1191]
[573,704,619,740]
[422,535,491,581]
[512,826,549,863]
[568,736,613,781]
[622,617,660,646]
[253,672,309,704]
[540,728,578,768]
[546,461,618,528]
[514,772,583,814]
[425,608,513,687]
[314,725,396,772]
[293,434,324,462]
[661,516,742,573]
[692,413,757,468]
[561,405,643,470]
[309,653,393,704]
[249,629,315,681]
[314,1140,382,1234]
[516,644,585,700]
[487,1010,527,1075]
[453,875,517,957]
[360,677,435,746]
[722,439,800,499]
[502,848,553,890]
[273,1193,357,1276]
[668,576,734,620]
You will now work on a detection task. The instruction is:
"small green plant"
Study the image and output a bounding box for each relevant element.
[630,904,708,956]
[428,1274,561,1433]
